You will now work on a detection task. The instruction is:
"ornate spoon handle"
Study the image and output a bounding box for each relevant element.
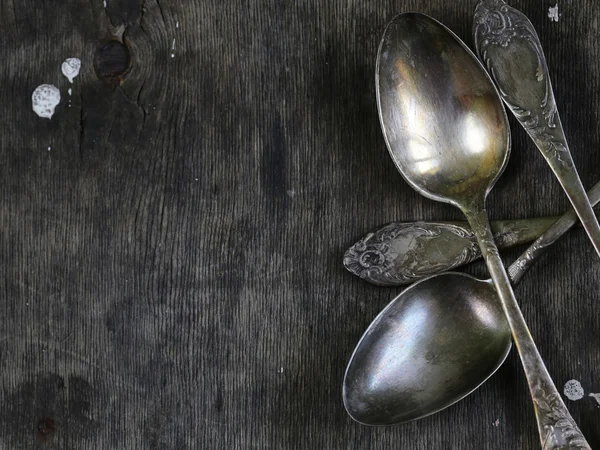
[345,181,600,287]
[464,204,590,450]
[474,0,600,259]
[344,216,557,286]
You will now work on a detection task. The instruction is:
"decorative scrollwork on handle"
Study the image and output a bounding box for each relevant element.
[532,379,590,449]
[507,236,553,282]
[474,0,574,171]
[343,222,480,286]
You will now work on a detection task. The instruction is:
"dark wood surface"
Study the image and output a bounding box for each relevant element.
[0,0,598,448]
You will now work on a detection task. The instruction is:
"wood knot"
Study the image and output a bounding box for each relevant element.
[94,40,131,84]
[37,417,56,441]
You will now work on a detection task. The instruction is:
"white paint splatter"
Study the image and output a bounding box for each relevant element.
[103,0,106,7]
[548,3,560,22]
[32,84,61,119]
[171,39,176,58]
[492,419,500,427]
[47,146,51,151]
[590,393,600,406]
[279,367,284,373]
[61,58,81,83]
[176,20,180,28]
[564,379,585,401]
[68,88,72,96]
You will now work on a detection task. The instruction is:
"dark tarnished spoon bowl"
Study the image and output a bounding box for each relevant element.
[343,272,508,425]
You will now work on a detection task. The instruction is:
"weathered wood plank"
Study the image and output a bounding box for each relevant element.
[0,0,598,448]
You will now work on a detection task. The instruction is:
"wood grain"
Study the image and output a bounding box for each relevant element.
[0,0,598,448]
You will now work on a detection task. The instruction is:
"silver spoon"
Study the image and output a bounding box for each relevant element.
[345,181,600,286]
[368,13,588,448]
[473,0,600,258]
[344,177,595,425]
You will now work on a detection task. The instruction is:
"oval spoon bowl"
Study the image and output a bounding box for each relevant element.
[343,272,511,425]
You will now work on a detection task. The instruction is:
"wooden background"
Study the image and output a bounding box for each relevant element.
[0,0,598,448]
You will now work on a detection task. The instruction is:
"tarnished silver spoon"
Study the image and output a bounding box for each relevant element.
[345,181,600,286]
[474,0,600,259]
[351,13,589,448]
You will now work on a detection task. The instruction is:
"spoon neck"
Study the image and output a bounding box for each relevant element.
[461,203,498,265]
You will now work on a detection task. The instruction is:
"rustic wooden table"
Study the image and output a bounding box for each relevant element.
[0,0,598,448]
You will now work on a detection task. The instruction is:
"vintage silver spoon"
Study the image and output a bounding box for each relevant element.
[344,177,594,425]
[474,0,600,259]
[345,182,600,286]
[364,13,588,448]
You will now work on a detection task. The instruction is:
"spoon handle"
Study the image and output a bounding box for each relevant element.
[509,180,600,285]
[346,180,600,287]
[464,204,590,450]
[473,0,600,259]
[344,215,561,286]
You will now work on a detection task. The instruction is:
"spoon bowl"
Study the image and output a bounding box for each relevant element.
[343,272,510,425]
[377,13,510,205]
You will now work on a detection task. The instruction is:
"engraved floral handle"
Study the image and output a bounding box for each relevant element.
[344,216,559,286]
[463,202,590,450]
[474,0,600,259]
[345,181,600,287]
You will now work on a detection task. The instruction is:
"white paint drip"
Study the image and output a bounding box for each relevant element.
[61,58,81,83]
[590,393,600,406]
[68,88,72,96]
[32,84,61,119]
[564,379,584,401]
[171,39,176,58]
[176,20,180,28]
[103,0,107,7]
[548,3,560,22]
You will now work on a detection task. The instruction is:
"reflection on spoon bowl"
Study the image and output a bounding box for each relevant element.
[343,272,510,425]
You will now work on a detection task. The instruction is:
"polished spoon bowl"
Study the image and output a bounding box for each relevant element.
[344,187,593,425]
[368,13,588,448]
[474,0,600,258]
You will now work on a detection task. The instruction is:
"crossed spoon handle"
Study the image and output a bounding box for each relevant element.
[345,180,600,286]
[509,180,600,285]
[464,204,589,449]
[474,0,600,260]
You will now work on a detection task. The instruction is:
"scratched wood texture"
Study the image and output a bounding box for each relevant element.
[0,0,598,448]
